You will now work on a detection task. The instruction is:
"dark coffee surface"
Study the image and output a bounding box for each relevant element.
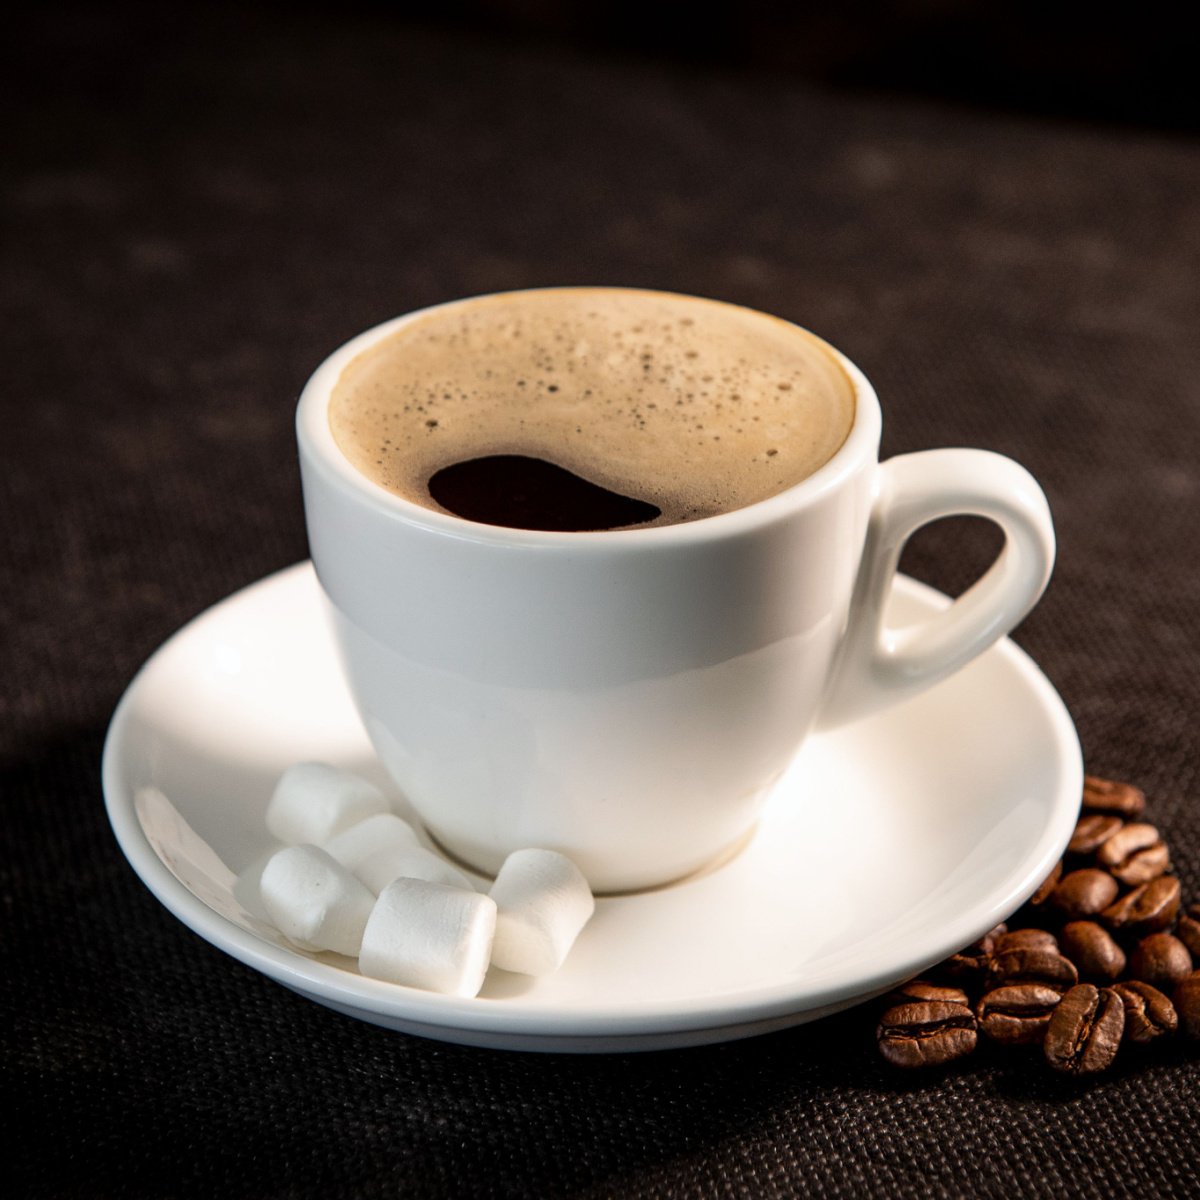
[4,4,1199,1197]
[429,455,662,530]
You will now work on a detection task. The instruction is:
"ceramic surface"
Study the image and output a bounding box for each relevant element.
[103,563,1082,1052]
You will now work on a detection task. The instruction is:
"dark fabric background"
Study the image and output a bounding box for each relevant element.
[4,4,1198,1197]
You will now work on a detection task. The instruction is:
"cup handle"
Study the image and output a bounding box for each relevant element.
[816,448,1055,729]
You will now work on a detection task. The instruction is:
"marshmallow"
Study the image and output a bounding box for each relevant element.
[363,845,474,894]
[323,813,419,880]
[359,878,497,997]
[266,762,389,845]
[489,849,595,975]
[326,815,473,894]
[259,844,376,956]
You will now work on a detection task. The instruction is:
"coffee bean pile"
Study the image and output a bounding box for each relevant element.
[876,776,1200,1074]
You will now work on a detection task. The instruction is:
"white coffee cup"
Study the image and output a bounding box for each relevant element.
[297,291,1054,892]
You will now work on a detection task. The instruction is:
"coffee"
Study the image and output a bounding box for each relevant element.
[1112,981,1178,1044]
[1128,932,1193,989]
[985,947,1078,992]
[873,776,1200,1076]
[1095,822,1169,885]
[1059,920,1126,982]
[1175,972,1200,1040]
[1101,875,1180,936]
[1179,905,1200,957]
[1066,813,1123,855]
[995,929,1059,954]
[328,288,854,530]
[1043,984,1124,1075]
[976,984,1061,1045]
[1082,775,1146,817]
[876,1000,978,1068]
[1049,868,1119,918]
[427,454,662,532]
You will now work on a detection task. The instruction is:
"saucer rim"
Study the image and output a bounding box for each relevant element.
[102,562,1082,1048]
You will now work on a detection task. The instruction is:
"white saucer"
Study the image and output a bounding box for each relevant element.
[102,562,1082,1053]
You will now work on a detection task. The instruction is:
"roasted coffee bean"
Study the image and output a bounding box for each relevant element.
[986,948,1078,992]
[877,1001,978,1068]
[1095,822,1170,885]
[935,924,1006,990]
[1027,861,1061,908]
[882,980,970,1009]
[1082,776,1145,818]
[995,929,1058,955]
[979,923,1008,952]
[1176,904,1200,959]
[1101,875,1181,937]
[1043,984,1124,1075]
[1175,973,1200,1040]
[1050,869,1119,919]
[1068,814,1123,856]
[1129,933,1194,990]
[1060,921,1126,982]
[1112,981,1178,1045]
[976,984,1061,1045]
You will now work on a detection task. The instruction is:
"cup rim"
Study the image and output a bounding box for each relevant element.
[296,287,882,546]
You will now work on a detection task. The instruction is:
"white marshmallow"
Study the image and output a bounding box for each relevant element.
[358,844,475,895]
[259,845,376,956]
[323,813,419,880]
[359,878,497,997]
[489,849,595,975]
[266,762,389,845]
[325,814,473,894]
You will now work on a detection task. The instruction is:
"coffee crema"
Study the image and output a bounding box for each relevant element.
[328,288,855,530]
